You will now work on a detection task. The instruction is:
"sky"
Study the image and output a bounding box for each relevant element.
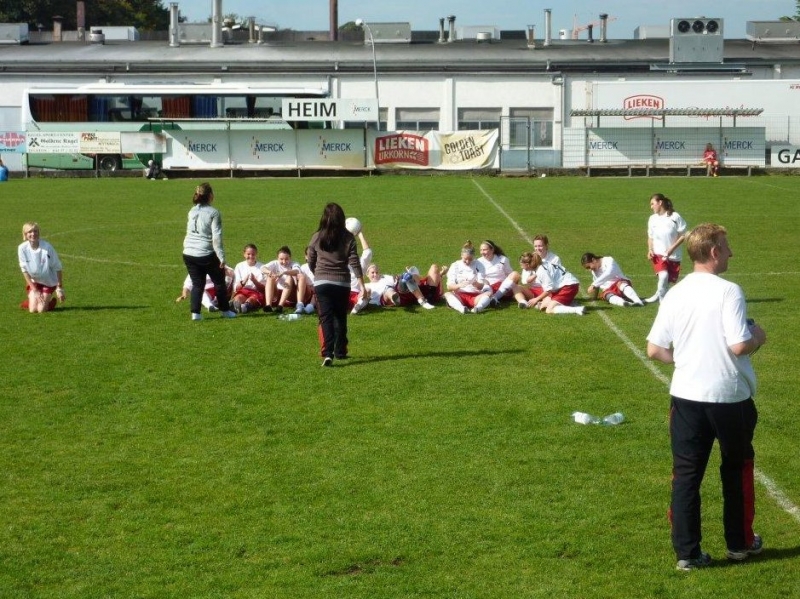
[179,0,798,39]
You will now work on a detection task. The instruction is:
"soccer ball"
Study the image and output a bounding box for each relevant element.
[345,217,362,235]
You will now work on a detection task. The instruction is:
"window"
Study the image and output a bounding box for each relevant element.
[395,108,439,131]
[458,108,500,131]
[509,108,554,148]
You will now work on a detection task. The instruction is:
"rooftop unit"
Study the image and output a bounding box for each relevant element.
[746,20,800,42]
[669,17,724,63]
[179,23,213,44]
[459,26,500,41]
[366,22,411,44]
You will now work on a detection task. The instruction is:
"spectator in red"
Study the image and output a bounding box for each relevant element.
[703,143,720,177]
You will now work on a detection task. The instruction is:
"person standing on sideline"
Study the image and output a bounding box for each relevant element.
[646,193,688,304]
[18,222,65,313]
[182,182,235,321]
[646,223,766,571]
[0,156,9,181]
[307,203,367,367]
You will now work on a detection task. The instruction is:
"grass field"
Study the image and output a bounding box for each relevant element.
[1,174,798,598]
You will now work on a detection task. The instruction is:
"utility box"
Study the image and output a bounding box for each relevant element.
[0,23,29,44]
[368,22,411,44]
[669,18,724,63]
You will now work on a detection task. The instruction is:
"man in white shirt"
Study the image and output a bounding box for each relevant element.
[647,223,766,571]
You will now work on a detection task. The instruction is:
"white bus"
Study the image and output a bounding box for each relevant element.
[22,82,329,171]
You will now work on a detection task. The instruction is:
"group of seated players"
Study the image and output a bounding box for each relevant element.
[176,226,648,317]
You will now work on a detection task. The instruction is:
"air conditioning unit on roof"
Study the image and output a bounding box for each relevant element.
[670,18,724,63]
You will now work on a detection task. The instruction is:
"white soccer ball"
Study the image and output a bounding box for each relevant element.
[345,217,362,235]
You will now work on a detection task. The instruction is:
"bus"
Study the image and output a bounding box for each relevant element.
[22,82,329,171]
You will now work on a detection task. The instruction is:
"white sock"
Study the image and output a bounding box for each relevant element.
[473,296,492,312]
[444,292,466,313]
[621,285,644,304]
[492,280,513,302]
[552,305,583,315]
[656,271,669,299]
[608,295,627,307]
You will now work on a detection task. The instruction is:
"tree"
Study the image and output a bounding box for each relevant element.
[0,0,170,32]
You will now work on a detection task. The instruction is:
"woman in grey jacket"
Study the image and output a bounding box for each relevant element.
[182,182,236,321]
[307,203,366,366]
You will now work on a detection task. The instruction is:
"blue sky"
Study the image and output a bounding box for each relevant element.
[181,0,798,39]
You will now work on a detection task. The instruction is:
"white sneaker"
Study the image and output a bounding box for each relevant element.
[304,303,316,314]
[191,313,202,321]
[576,306,585,316]
[420,301,435,310]
[295,303,305,314]
[220,310,236,318]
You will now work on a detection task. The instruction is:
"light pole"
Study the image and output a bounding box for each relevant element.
[355,18,380,130]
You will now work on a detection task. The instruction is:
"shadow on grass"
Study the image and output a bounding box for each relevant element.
[746,298,783,304]
[345,348,526,366]
[711,544,800,567]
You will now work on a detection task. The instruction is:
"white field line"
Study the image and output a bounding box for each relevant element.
[472,178,800,525]
[61,253,183,269]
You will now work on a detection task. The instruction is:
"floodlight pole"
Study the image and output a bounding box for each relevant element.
[357,19,380,130]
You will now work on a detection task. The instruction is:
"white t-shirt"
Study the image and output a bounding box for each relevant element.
[476,254,512,285]
[590,256,628,291]
[234,260,265,290]
[300,263,315,284]
[263,259,301,290]
[365,274,396,305]
[535,261,579,292]
[648,211,688,261]
[447,259,486,295]
[18,240,62,287]
[647,272,756,403]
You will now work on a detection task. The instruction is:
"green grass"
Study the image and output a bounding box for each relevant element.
[1,175,798,598]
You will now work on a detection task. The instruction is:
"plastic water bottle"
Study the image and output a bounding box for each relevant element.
[572,412,601,425]
[602,412,625,425]
[278,313,300,321]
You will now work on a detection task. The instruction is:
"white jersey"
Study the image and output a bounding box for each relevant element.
[447,259,485,295]
[350,248,373,292]
[647,272,756,403]
[541,250,562,267]
[234,260,265,290]
[18,239,62,287]
[535,261,580,293]
[300,263,315,284]
[263,258,302,290]
[648,211,688,261]
[477,254,512,285]
[365,274,396,305]
[589,256,629,291]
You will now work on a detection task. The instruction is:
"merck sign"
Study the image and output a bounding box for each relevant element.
[623,95,665,120]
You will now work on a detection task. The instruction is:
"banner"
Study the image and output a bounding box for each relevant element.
[370,130,498,170]
[281,98,378,122]
[297,130,365,169]
[26,132,80,153]
[79,131,121,154]
[771,145,800,168]
[0,131,27,154]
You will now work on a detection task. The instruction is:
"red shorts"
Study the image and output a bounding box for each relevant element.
[550,283,579,306]
[599,278,631,301]
[348,290,360,310]
[651,256,681,284]
[237,287,265,307]
[454,291,481,309]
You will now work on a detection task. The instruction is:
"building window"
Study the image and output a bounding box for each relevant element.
[458,108,500,131]
[509,108,554,148]
[395,108,440,131]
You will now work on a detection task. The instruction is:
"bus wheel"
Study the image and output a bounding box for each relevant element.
[98,155,121,171]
